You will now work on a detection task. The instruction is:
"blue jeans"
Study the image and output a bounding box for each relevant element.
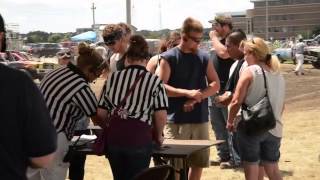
[107,144,152,180]
[209,101,240,164]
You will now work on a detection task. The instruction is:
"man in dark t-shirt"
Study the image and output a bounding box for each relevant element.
[208,14,236,168]
[0,14,57,180]
[0,64,57,180]
[159,17,220,180]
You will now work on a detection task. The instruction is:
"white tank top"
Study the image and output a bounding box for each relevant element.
[245,65,285,137]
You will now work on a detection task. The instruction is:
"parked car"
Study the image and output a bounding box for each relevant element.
[303,34,320,46]
[0,51,59,80]
[273,43,295,63]
[304,46,320,69]
[0,51,40,79]
[32,43,66,58]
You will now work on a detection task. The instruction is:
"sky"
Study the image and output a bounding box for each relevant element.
[1,0,254,33]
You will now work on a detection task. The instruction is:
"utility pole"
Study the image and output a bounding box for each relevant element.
[265,0,269,40]
[91,2,96,29]
[159,0,162,30]
[126,0,131,25]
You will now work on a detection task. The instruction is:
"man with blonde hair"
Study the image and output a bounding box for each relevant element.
[158,17,220,180]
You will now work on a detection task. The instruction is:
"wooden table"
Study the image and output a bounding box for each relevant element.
[71,137,224,180]
[152,139,224,180]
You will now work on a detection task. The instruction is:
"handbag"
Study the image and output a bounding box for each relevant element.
[92,72,146,155]
[240,66,276,136]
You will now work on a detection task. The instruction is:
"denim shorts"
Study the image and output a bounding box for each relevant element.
[236,129,281,164]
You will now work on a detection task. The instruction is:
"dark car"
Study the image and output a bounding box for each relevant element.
[33,43,66,58]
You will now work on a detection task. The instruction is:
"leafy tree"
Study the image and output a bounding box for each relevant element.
[48,33,64,43]
[25,31,49,43]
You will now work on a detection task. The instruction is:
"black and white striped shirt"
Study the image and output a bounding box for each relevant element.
[98,65,168,125]
[40,63,98,139]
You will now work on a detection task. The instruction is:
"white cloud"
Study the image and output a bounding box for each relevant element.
[1,0,253,33]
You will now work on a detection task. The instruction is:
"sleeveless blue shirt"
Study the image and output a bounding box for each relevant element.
[161,47,209,124]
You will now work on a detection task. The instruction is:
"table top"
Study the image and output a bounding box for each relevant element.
[153,139,225,158]
[71,137,225,157]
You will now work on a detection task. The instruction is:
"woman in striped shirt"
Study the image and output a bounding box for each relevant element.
[97,35,169,180]
[35,43,106,180]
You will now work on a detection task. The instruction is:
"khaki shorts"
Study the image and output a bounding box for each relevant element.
[164,122,210,169]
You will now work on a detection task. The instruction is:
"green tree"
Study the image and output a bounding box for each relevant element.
[48,33,64,43]
[26,31,49,43]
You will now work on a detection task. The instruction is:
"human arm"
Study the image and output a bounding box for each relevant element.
[146,55,159,74]
[226,69,253,131]
[158,58,202,102]
[210,30,230,59]
[29,154,55,168]
[153,110,167,146]
[183,59,220,112]
[91,108,109,128]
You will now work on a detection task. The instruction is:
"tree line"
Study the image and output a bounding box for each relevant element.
[23,28,212,43]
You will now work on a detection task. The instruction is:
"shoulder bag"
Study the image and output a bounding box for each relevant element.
[240,66,276,136]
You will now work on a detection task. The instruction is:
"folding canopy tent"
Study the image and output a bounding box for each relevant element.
[71,31,97,42]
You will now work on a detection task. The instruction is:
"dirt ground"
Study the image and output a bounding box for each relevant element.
[82,63,320,180]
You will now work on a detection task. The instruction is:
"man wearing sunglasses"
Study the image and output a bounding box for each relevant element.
[208,15,238,169]
[158,17,220,180]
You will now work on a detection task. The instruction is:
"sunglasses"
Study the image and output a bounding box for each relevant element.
[57,52,71,58]
[103,31,123,46]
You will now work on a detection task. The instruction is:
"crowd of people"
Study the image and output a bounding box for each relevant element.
[1,13,286,180]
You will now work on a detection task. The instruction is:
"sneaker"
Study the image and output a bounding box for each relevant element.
[220,161,241,169]
[210,156,229,166]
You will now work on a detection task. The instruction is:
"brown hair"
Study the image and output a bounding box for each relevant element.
[181,17,203,36]
[158,31,181,53]
[118,22,132,36]
[77,42,105,71]
[126,35,149,62]
[102,24,123,43]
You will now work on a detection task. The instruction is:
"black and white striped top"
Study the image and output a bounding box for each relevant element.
[40,63,98,139]
[98,65,168,125]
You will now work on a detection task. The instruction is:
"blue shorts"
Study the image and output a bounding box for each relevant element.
[237,129,281,164]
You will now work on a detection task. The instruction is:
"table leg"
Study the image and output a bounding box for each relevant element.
[181,158,188,180]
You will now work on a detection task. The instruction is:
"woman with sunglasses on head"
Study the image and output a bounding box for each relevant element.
[227,37,285,180]
[103,23,132,72]
[96,35,168,180]
[146,31,181,74]
[29,42,106,180]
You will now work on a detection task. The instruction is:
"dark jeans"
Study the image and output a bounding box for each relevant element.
[68,130,90,180]
[107,143,152,180]
[69,153,87,180]
[209,102,241,164]
[209,103,230,160]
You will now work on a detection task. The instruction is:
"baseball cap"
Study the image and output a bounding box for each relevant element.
[209,14,232,25]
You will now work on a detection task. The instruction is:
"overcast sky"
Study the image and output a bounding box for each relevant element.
[1,0,253,33]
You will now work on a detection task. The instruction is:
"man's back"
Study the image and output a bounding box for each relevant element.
[0,64,56,180]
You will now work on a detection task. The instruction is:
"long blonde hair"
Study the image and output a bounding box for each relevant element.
[241,37,280,73]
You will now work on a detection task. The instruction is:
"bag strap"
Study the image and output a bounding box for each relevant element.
[258,65,269,97]
[116,71,146,109]
[242,65,269,109]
